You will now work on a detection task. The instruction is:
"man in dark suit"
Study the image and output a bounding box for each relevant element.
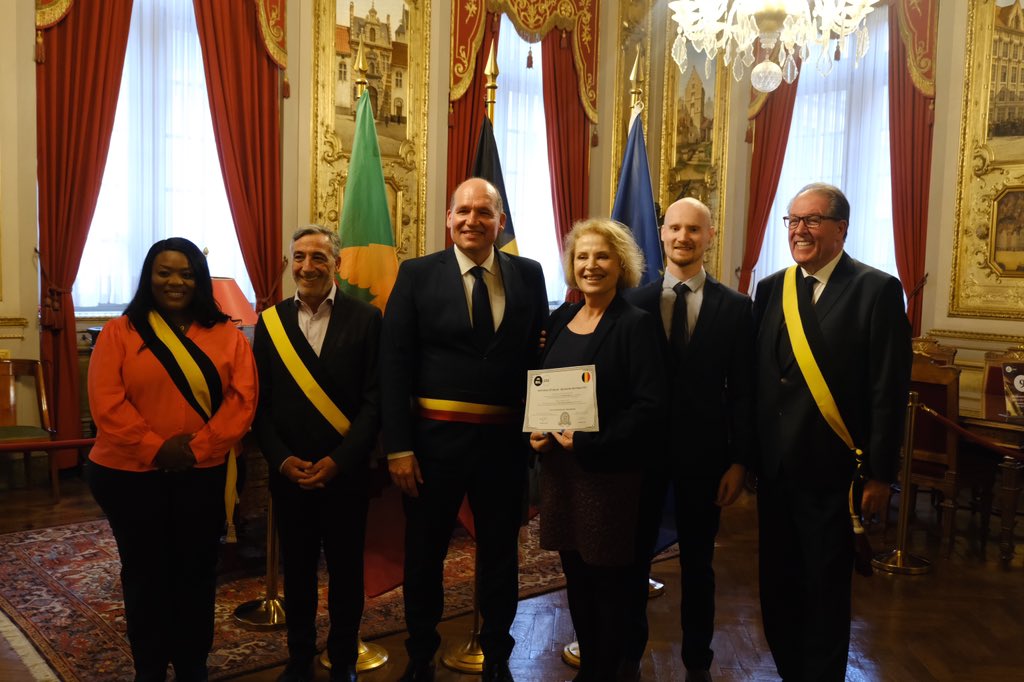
[381,178,549,682]
[253,226,382,682]
[623,197,754,682]
[753,183,911,681]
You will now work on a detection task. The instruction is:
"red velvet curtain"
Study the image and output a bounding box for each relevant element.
[736,81,800,295]
[445,12,501,248]
[36,0,134,467]
[888,2,935,337]
[193,0,283,311]
[542,30,590,302]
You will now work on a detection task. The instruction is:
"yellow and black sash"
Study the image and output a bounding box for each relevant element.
[137,311,240,542]
[781,266,870,544]
[416,397,519,425]
[261,306,351,436]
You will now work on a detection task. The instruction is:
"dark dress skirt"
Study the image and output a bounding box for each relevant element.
[538,327,643,567]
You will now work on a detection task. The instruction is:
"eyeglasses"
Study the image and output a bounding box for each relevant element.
[783,214,842,229]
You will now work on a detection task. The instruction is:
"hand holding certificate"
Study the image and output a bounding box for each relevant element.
[523,365,599,433]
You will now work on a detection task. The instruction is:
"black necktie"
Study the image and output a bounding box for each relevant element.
[670,282,690,355]
[470,266,494,350]
[805,274,818,304]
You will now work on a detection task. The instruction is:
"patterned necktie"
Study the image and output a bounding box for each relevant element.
[470,266,494,350]
[670,282,690,355]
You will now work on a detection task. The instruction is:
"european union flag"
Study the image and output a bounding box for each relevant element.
[612,115,662,284]
[471,116,518,255]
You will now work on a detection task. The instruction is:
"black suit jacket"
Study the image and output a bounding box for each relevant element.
[624,274,755,479]
[380,247,549,455]
[253,292,382,474]
[541,295,668,472]
[753,253,911,487]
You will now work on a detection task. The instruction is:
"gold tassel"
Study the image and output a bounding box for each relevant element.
[526,47,533,69]
[35,30,44,64]
[282,73,291,99]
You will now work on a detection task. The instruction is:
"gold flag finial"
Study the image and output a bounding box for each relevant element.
[629,46,644,110]
[484,38,499,123]
[354,37,369,100]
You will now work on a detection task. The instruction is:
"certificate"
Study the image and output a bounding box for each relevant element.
[523,365,599,433]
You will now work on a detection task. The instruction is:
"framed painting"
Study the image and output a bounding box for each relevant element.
[658,32,730,281]
[950,0,1024,318]
[311,0,430,259]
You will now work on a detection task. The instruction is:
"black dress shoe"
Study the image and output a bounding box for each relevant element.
[397,660,435,682]
[684,670,712,682]
[276,658,314,682]
[482,660,514,682]
[329,663,358,682]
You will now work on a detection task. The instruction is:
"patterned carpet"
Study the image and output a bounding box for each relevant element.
[0,516,566,681]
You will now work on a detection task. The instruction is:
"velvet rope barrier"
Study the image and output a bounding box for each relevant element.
[915,405,1023,461]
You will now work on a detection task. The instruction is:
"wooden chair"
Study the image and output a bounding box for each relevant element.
[0,359,58,500]
[912,336,958,366]
[905,357,961,557]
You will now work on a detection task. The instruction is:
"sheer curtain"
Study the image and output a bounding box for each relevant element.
[74,0,253,311]
[493,14,566,303]
[751,9,895,294]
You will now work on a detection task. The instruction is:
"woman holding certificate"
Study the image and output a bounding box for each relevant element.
[529,219,667,681]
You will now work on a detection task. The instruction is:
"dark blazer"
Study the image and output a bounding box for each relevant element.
[624,274,755,479]
[253,292,382,474]
[380,247,549,454]
[753,252,911,487]
[541,294,668,472]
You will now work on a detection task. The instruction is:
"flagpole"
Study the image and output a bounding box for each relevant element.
[442,35,499,677]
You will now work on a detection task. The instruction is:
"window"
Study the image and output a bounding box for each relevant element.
[369,27,376,42]
[339,60,348,82]
[74,0,253,311]
[395,70,402,88]
[493,15,565,303]
[751,9,897,293]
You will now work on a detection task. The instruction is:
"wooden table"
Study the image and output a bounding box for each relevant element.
[961,416,1024,562]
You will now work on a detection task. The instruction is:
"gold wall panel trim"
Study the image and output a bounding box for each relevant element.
[949,0,1024,320]
[609,0,653,215]
[929,328,1024,346]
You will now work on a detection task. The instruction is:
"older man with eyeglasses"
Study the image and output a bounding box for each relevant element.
[752,182,912,681]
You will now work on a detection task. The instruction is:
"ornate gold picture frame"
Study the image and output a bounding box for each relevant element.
[950,0,1024,318]
[658,33,730,281]
[311,0,430,259]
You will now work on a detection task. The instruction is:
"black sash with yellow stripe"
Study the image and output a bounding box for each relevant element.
[135,311,239,541]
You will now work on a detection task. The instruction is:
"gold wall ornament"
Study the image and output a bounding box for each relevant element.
[609,0,654,214]
[950,0,1024,319]
[311,0,429,260]
[658,16,730,281]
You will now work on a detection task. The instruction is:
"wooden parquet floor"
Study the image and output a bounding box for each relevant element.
[2,462,1024,681]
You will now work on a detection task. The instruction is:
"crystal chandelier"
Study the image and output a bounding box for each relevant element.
[667,0,877,92]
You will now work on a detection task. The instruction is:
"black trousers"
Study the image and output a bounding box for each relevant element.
[269,466,369,667]
[88,461,226,682]
[561,550,633,681]
[757,476,853,682]
[401,421,526,664]
[625,471,721,671]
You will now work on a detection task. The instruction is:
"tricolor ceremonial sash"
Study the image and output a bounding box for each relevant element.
[141,311,240,542]
[416,397,519,425]
[260,306,351,436]
[781,266,870,548]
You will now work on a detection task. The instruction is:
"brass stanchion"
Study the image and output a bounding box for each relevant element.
[319,638,388,673]
[441,567,485,673]
[872,391,932,575]
[561,640,580,669]
[234,497,287,628]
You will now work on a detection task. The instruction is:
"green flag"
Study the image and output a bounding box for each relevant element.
[337,90,399,311]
